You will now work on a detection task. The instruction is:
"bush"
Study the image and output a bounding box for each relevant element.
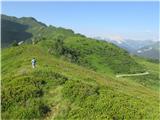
[60,86,159,120]
[11,41,18,47]
[63,80,99,102]
[32,70,69,86]
[2,68,69,119]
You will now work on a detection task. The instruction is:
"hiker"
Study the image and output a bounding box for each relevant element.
[31,58,36,68]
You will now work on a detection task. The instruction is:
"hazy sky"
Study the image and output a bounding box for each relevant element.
[2,1,159,41]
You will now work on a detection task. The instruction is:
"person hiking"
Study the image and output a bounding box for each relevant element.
[31,58,36,68]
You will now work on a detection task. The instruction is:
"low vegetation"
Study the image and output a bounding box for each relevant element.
[2,15,159,119]
[2,45,160,119]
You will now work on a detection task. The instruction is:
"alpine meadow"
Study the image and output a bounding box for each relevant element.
[1,1,160,120]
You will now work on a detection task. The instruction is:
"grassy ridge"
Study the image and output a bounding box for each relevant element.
[2,14,146,74]
[2,14,159,119]
[2,45,159,119]
[37,36,159,90]
[38,36,145,74]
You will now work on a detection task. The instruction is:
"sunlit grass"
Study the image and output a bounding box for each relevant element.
[2,45,160,119]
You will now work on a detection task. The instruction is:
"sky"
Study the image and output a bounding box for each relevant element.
[1,1,159,41]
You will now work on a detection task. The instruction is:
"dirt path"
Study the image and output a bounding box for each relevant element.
[116,72,149,78]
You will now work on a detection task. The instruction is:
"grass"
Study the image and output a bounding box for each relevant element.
[2,45,160,119]
[2,14,159,119]
[125,56,160,90]
[39,36,145,74]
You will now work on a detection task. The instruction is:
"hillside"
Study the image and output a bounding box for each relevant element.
[1,14,47,47]
[2,14,146,74]
[59,36,145,74]
[2,45,160,119]
[2,14,160,119]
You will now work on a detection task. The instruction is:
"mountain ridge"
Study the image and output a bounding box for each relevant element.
[2,14,160,119]
[2,14,146,74]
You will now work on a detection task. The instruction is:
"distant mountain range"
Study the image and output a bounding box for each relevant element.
[134,41,159,60]
[94,36,159,60]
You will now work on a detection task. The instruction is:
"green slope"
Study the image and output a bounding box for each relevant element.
[2,14,160,119]
[2,14,148,77]
[2,45,160,119]
[130,56,160,90]
[37,36,146,75]
[1,14,78,48]
[1,14,145,74]
[1,14,47,47]
[63,36,145,74]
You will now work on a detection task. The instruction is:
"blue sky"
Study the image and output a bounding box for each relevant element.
[2,1,159,41]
